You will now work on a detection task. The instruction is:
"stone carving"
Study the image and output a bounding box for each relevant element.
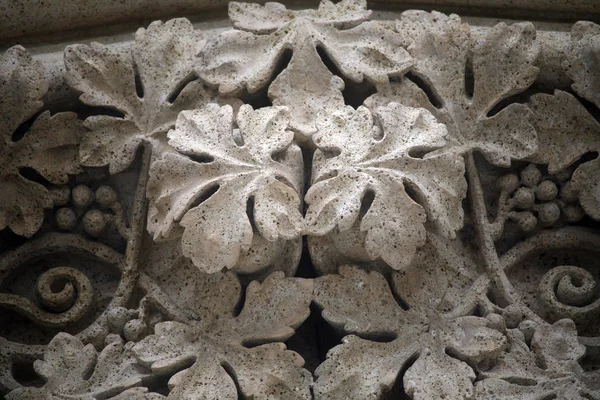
[65,18,236,174]
[0,46,82,237]
[1,1,600,399]
[133,271,312,399]
[147,104,304,274]
[199,0,411,137]
[305,103,466,270]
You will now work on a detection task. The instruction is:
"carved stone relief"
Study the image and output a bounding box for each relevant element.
[0,0,599,398]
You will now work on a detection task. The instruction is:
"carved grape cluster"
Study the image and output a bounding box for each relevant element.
[497,163,585,234]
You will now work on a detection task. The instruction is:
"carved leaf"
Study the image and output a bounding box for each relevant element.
[404,348,475,400]
[476,320,598,400]
[314,266,407,335]
[199,30,286,95]
[305,104,466,270]
[564,21,600,109]
[528,90,600,219]
[147,104,303,273]
[313,266,504,399]
[389,12,539,166]
[471,21,539,115]
[0,46,47,136]
[216,272,313,344]
[133,272,313,399]
[572,158,600,220]
[314,335,411,399]
[529,91,600,173]
[0,47,82,237]
[6,334,148,400]
[65,18,235,174]
[199,0,410,136]
[396,11,470,102]
[229,0,371,34]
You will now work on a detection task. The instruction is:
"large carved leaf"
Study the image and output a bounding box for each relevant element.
[133,272,313,399]
[0,46,82,237]
[313,266,506,399]
[147,104,303,273]
[305,104,466,270]
[229,0,371,34]
[564,21,600,109]
[65,18,234,174]
[198,0,410,136]
[6,333,148,400]
[387,12,539,166]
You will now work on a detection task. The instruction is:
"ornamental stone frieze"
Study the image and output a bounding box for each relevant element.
[0,0,599,399]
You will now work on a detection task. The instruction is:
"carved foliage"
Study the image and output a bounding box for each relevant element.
[132,271,313,399]
[198,0,411,136]
[369,11,540,167]
[313,266,506,399]
[305,104,466,270]
[147,104,304,273]
[65,18,236,174]
[476,320,599,399]
[0,46,82,237]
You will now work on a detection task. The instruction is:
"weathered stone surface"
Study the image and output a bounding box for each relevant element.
[1,1,599,399]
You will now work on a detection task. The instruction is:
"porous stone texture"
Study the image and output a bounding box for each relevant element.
[0,0,599,399]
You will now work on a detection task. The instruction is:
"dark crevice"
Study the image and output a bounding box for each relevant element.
[187,153,214,164]
[487,85,554,117]
[233,272,248,318]
[11,111,43,142]
[390,279,410,311]
[403,182,422,209]
[188,184,219,210]
[359,189,375,218]
[571,90,600,125]
[359,331,398,343]
[11,360,44,388]
[76,106,125,120]
[167,72,197,104]
[246,196,258,233]
[382,353,419,400]
[500,377,538,386]
[19,167,48,185]
[405,71,443,109]
[316,45,377,108]
[133,62,145,99]
[221,362,245,400]
[464,56,474,100]
[143,372,172,396]
[314,303,344,366]
[242,48,293,110]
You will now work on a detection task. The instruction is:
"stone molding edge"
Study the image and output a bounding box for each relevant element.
[1,0,599,44]
[0,0,599,399]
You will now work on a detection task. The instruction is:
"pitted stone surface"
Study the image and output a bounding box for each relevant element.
[0,1,599,399]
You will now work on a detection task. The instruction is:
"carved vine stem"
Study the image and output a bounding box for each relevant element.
[111,143,152,307]
[464,151,544,323]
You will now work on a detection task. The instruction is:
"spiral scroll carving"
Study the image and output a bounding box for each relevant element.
[0,266,94,328]
[539,265,600,323]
